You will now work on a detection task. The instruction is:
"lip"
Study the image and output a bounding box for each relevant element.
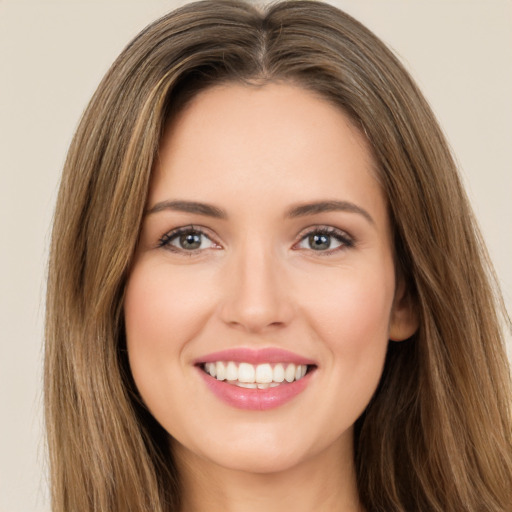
[194,347,317,366]
[197,367,315,410]
[194,347,317,410]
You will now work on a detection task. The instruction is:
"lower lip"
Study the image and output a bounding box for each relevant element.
[197,367,313,410]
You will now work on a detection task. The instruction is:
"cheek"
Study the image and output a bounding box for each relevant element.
[297,262,394,399]
[124,261,213,352]
[299,261,394,346]
[292,266,393,437]
[123,261,214,411]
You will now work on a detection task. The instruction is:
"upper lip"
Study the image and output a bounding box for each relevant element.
[195,347,317,366]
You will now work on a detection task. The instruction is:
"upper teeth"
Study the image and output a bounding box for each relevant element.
[204,361,308,388]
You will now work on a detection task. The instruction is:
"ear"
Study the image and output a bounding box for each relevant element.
[389,279,418,342]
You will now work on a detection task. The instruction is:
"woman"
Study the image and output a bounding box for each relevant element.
[45,1,512,510]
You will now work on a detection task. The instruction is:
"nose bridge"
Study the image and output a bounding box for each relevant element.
[220,233,292,332]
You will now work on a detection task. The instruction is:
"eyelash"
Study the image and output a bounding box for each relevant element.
[157,225,218,254]
[294,226,355,254]
[157,225,355,255]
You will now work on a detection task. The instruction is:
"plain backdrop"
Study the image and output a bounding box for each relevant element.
[1,1,511,511]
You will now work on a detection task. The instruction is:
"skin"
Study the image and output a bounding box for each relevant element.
[124,83,417,512]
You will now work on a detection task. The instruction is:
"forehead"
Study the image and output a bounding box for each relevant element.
[150,82,385,223]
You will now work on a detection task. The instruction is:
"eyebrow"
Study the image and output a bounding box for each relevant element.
[146,200,227,218]
[146,199,374,224]
[286,200,374,225]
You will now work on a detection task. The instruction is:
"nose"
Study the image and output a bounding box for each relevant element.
[219,241,294,334]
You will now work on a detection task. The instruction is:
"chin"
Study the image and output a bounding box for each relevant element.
[171,419,349,476]
[203,444,307,475]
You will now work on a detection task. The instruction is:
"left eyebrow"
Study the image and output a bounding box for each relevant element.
[285,200,374,225]
[145,200,227,219]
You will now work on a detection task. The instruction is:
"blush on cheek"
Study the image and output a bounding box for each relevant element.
[125,262,212,351]
[308,275,392,340]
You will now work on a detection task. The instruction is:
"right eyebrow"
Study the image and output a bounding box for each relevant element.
[145,200,227,219]
[285,200,375,225]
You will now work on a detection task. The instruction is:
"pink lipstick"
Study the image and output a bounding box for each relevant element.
[195,348,317,410]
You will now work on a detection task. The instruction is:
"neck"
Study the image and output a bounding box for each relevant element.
[173,436,363,512]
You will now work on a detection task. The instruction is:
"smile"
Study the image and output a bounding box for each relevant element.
[195,348,317,410]
[202,361,309,389]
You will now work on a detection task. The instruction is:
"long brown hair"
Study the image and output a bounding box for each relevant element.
[45,1,512,510]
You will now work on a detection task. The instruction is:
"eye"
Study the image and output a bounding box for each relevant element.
[158,226,219,252]
[295,227,354,253]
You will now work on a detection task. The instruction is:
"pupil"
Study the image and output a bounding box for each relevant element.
[309,233,330,250]
[180,232,201,249]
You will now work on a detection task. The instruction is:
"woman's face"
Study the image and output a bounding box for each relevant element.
[124,83,416,475]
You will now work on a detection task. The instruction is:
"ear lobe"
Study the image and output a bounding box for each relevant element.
[389,280,418,342]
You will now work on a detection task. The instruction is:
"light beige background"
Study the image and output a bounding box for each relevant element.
[1,1,510,511]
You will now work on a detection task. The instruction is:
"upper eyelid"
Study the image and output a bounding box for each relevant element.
[295,224,354,240]
[162,225,215,236]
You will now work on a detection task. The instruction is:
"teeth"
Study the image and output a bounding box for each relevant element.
[273,363,285,382]
[238,362,255,383]
[204,361,309,386]
[216,361,226,381]
[284,364,296,383]
[204,362,216,378]
[255,363,273,383]
[226,361,237,381]
[236,382,258,389]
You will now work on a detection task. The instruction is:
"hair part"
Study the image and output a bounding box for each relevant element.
[45,1,512,510]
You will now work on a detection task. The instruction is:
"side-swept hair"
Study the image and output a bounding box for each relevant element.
[45,1,512,510]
